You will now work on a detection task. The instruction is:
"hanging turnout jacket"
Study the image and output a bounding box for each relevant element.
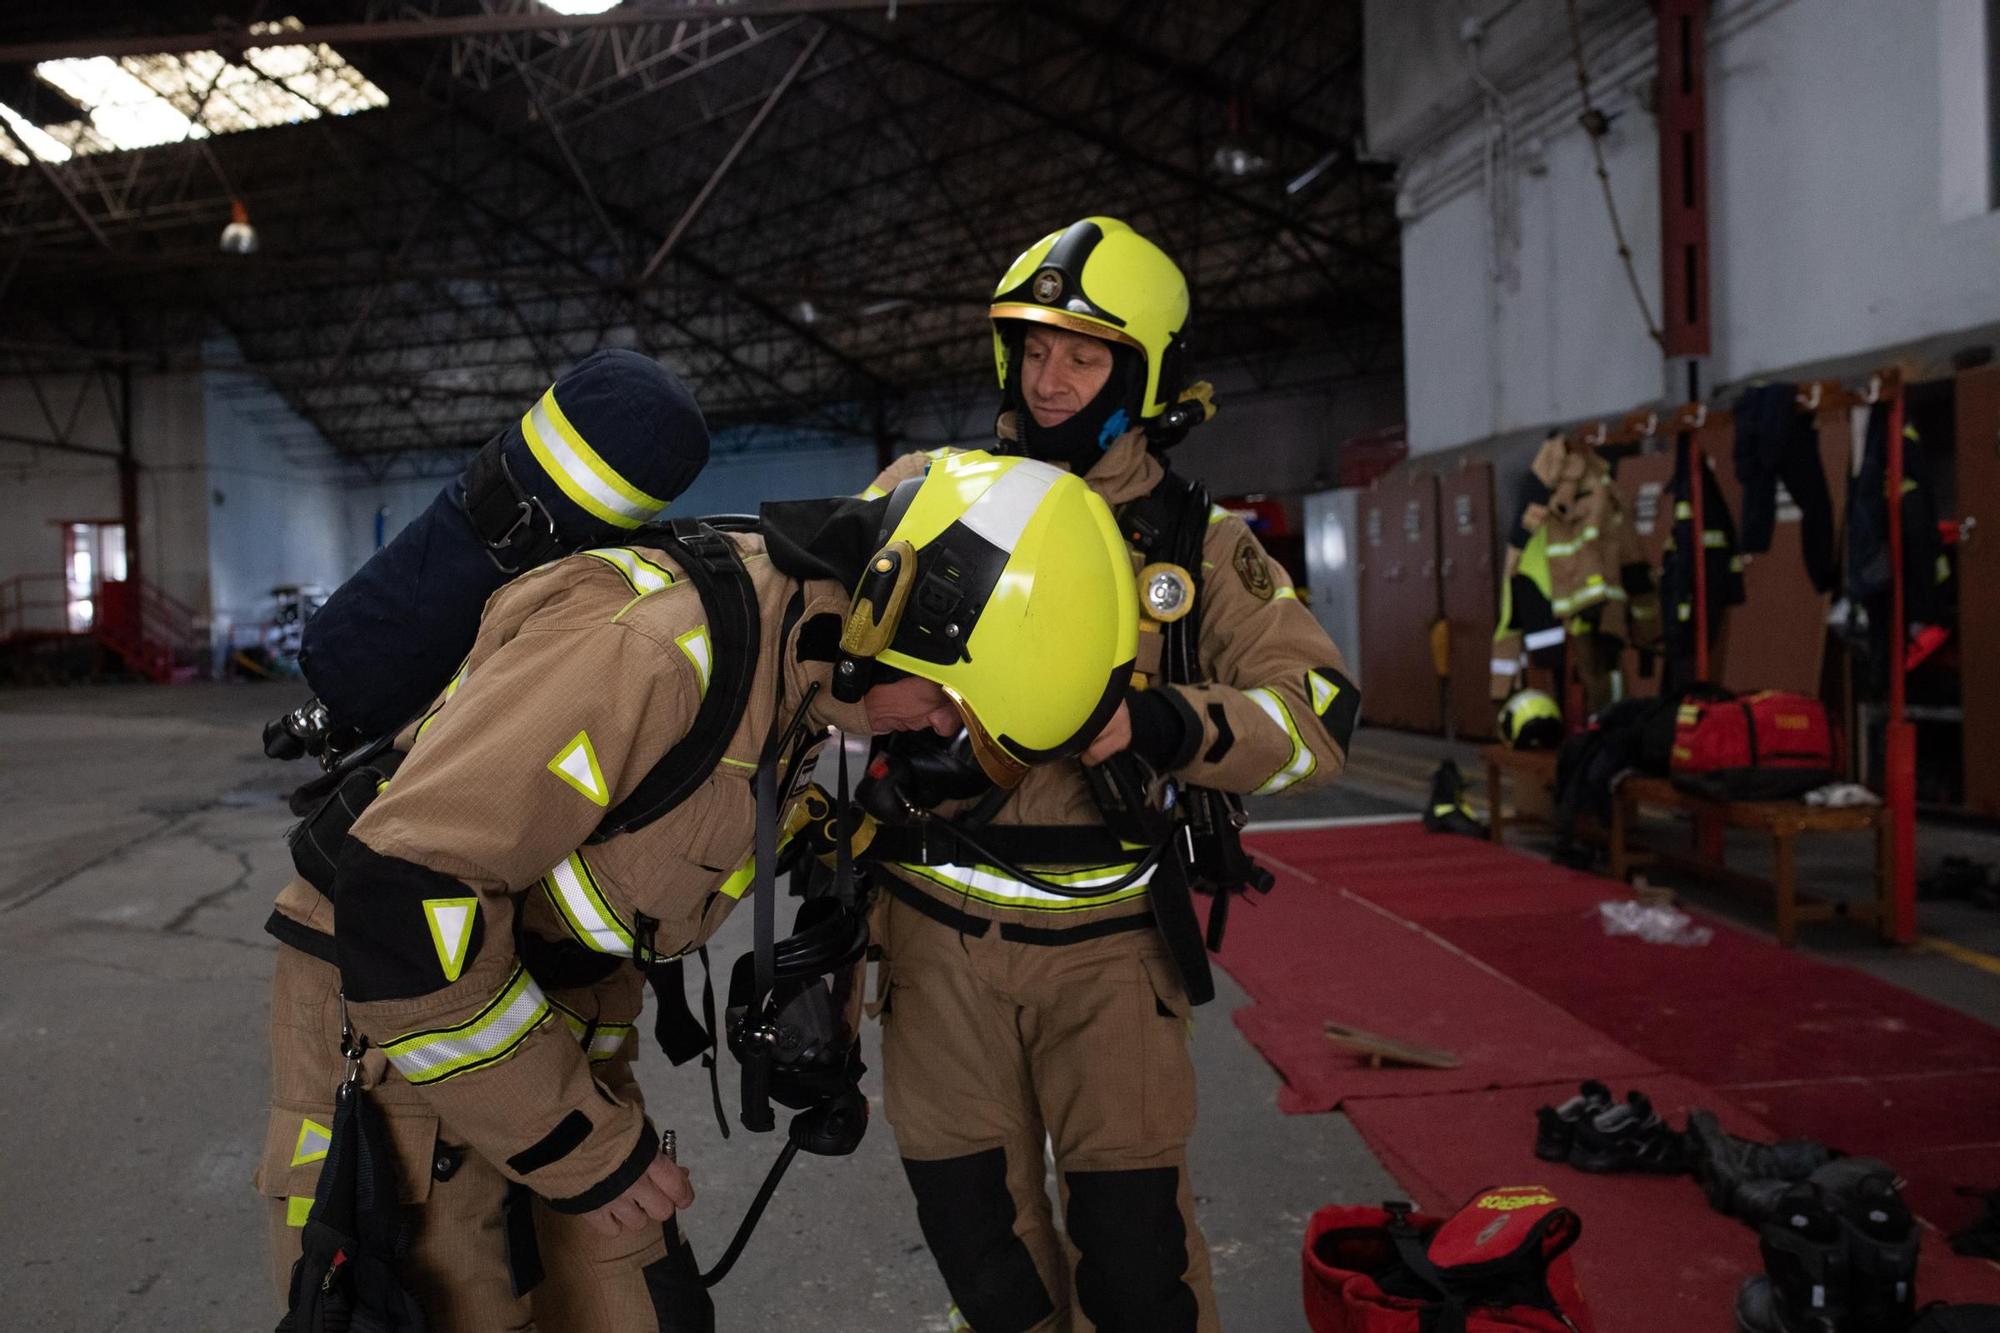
[1490,432,1659,699]
[1847,402,1949,689]
[1660,435,1745,692]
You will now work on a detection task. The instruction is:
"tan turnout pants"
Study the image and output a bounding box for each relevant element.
[876,892,1218,1333]
[256,943,695,1332]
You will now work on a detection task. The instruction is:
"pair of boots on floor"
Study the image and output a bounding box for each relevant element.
[1533,1081,2000,1332]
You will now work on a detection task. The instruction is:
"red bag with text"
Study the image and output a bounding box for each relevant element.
[1670,690,1835,800]
[1304,1187,1594,1332]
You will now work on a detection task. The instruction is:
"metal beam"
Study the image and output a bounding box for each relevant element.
[637,26,826,286]
[0,0,994,65]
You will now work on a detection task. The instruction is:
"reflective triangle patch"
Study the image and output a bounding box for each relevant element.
[1308,670,1340,716]
[676,626,713,697]
[423,897,479,982]
[549,730,609,806]
[292,1117,332,1167]
[286,1195,315,1227]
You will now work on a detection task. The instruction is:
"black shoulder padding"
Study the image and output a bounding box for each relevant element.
[332,841,486,1003]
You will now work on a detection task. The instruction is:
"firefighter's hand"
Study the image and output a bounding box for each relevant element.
[584,1153,695,1236]
[1081,700,1132,767]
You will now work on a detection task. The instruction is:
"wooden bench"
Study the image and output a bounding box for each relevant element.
[1482,745,1893,947]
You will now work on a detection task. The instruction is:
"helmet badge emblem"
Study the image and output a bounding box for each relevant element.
[1031,269,1064,304]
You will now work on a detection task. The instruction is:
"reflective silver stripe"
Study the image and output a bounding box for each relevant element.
[1490,656,1522,676]
[896,859,1154,911]
[382,965,551,1085]
[960,458,1060,553]
[1245,687,1315,795]
[522,388,667,530]
[541,852,634,955]
[1523,626,1567,651]
[585,546,673,595]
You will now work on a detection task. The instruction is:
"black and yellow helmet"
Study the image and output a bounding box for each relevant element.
[990,216,1190,420]
[1498,689,1564,750]
[835,451,1138,787]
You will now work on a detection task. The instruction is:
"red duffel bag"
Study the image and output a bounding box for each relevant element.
[1304,1187,1594,1333]
[1669,689,1835,800]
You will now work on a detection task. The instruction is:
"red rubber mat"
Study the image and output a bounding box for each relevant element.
[1245,824,2000,1084]
[1345,1079,2000,1328]
[1211,885,1654,1114]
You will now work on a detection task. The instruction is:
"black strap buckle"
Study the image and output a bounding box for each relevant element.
[481,494,557,574]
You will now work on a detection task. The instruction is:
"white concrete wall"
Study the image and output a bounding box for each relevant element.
[0,370,210,623]
[1376,0,2000,456]
[203,367,353,663]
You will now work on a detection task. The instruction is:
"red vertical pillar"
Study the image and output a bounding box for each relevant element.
[1658,0,1712,359]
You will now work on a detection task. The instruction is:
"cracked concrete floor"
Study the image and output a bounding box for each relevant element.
[0,683,1398,1333]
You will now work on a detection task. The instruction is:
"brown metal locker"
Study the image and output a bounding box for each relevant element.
[1713,413,1847,697]
[1439,460,1497,739]
[1358,468,1443,732]
[1956,365,2000,817]
[1613,448,1678,700]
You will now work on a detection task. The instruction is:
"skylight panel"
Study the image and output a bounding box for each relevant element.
[0,16,387,166]
[539,1,623,14]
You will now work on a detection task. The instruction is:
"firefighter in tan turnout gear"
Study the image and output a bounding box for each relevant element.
[861,217,1360,1332]
[254,423,1140,1330]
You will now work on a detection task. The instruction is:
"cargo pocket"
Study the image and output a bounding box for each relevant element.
[254,1097,439,1227]
[1138,954,1197,1148]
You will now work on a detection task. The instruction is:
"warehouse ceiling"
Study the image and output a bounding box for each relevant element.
[0,0,1397,474]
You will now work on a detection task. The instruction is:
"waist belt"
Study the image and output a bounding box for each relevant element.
[264,910,623,991]
[863,822,1134,868]
[882,877,1155,946]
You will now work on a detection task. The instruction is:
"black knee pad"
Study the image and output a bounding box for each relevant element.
[902,1149,1055,1333]
[1064,1166,1198,1333]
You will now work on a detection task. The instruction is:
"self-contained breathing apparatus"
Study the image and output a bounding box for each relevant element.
[266,513,880,1316]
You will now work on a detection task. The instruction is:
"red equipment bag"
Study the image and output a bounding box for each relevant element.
[1669,690,1836,801]
[1304,1187,1594,1333]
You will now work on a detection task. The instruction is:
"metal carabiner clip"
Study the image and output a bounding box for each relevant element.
[338,992,368,1093]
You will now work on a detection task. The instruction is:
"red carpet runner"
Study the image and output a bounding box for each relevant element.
[1221,821,2000,1323]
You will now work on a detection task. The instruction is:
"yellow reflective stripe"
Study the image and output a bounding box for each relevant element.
[522,387,667,529]
[383,965,551,1085]
[716,827,796,901]
[1208,504,1229,525]
[1702,531,1729,549]
[415,659,472,740]
[1245,687,1315,795]
[585,546,674,595]
[895,860,1153,911]
[286,1196,315,1228]
[549,996,636,1063]
[676,625,713,696]
[1544,526,1601,558]
[858,483,888,500]
[1273,585,1298,601]
[541,852,635,955]
[1674,501,1693,520]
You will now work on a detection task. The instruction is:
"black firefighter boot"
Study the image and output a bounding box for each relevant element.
[1737,1184,1851,1333]
[1817,1158,1919,1331]
[1423,759,1488,839]
[1687,1109,1836,1225]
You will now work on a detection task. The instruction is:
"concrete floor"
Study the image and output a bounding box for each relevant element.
[0,682,1399,1333]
